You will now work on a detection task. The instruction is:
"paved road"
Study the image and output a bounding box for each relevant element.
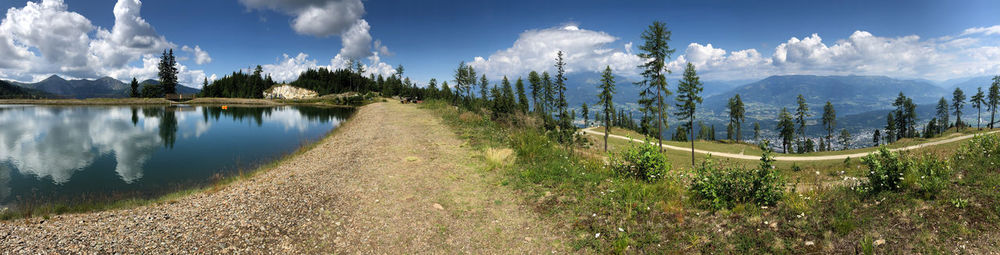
[582,127,1000,161]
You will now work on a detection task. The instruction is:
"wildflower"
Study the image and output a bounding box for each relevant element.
[595,233,601,238]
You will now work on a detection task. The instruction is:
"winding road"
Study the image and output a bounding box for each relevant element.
[582,127,1000,161]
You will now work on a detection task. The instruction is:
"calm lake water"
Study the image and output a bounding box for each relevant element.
[0,104,353,209]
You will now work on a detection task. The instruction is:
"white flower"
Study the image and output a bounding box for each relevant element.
[595,233,601,238]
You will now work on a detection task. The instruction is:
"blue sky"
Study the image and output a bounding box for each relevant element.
[0,0,998,87]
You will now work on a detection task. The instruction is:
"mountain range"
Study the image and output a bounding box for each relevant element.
[5,75,200,99]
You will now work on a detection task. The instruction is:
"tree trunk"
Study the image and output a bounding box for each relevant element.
[689,119,695,167]
[978,108,982,130]
[657,87,663,152]
[604,121,609,153]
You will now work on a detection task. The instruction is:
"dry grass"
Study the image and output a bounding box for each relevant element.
[459,111,481,122]
[484,147,514,167]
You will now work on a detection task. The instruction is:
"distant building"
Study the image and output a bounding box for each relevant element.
[263,84,318,100]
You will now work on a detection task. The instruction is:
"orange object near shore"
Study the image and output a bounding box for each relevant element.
[222,106,228,110]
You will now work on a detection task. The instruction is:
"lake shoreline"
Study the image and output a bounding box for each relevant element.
[0,97,361,107]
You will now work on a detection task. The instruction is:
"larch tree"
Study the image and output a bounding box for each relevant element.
[838,129,851,150]
[554,51,572,143]
[480,74,489,102]
[674,62,703,166]
[636,21,675,150]
[581,103,589,127]
[753,121,761,141]
[822,101,836,151]
[885,112,896,143]
[972,87,985,130]
[598,66,616,152]
[528,71,542,113]
[953,87,966,130]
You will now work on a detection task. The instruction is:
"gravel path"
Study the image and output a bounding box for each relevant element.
[0,102,564,253]
[583,127,1000,161]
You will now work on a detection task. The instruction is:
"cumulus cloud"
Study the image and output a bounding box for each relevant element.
[0,0,210,84]
[664,28,1000,81]
[469,25,645,79]
[181,45,212,65]
[239,0,380,60]
[259,51,397,83]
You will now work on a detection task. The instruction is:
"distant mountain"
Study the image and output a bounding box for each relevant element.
[0,80,48,99]
[7,75,200,99]
[702,75,948,120]
[947,76,995,95]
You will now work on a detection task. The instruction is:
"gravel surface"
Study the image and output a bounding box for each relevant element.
[0,102,565,253]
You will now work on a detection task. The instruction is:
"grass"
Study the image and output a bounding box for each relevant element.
[427,100,1000,253]
[0,108,358,221]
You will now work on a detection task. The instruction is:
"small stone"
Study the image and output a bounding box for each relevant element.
[805,241,815,246]
[874,239,885,246]
[524,237,533,242]
[432,203,444,210]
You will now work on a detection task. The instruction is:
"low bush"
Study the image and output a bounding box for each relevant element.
[690,145,784,210]
[609,139,671,182]
[860,147,951,199]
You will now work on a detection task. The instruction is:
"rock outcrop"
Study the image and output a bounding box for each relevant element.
[263,85,318,100]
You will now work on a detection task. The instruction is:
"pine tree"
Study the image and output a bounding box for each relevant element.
[130,78,139,98]
[953,87,966,130]
[777,107,795,153]
[753,121,761,141]
[158,49,178,95]
[636,21,675,151]
[989,76,1000,129]
[794,94,811,153]
[553,51,572,143]
[515,77,529,113]
[972,87,986,130]
[936,97,950,134]
[598,66,616,152]
[581,103,589,127]
[674,62,703,165]
[822,101,836,151]
[727,94,745,141]
[885,112,896,143]
[838,129,851,150]
[873,129,881,147]
[528,71,542,113]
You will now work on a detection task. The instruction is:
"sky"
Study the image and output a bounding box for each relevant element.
[0,0,998,88]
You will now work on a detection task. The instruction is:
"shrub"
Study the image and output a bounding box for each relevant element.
[690,144,784,210]
[609,139,671,182]
[954,134,1000,179]
[860,147,907,194]
[860,147,951,199]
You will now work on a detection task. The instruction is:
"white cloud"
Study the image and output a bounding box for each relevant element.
[260,51,397,83]
[181,45,212,65]
[238,0,380,60]
[469,25,645,79]
[664,28,1000,81]
[961,25,1000,36]
[0,0,210,85]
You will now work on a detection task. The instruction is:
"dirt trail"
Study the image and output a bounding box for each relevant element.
[583,127,999,161]
[0,102,563,253]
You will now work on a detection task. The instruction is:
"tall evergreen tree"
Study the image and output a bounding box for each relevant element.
[873,129,881,147]
[528,71,542,113]
[542,72,554,121]
[480,74,489,102]
[598,66,616,152]
[727,94,745,141]
[972,87,986,130]
[936,97,950,134]
[777,108,795,153]
[637,21,675,150]
[753,121,761,141]
[130,78,139,98]
[885,112,896,143]
[838,129,851,150]
[953,87,966,130]
[515,77,529,113]
[553,51,572,142]
[794,95,811,153]
[822,101,836,151]
[990,76,1000,129]
[440,81,452,101]
[581,103,589,127]
[674,62,703,166]
[158,49,178,95]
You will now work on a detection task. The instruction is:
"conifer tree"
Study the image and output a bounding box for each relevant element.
[989,76,1000,128]
[972,87,986,130]
[674,62,703,165]
[777,108,795,153]
[753,121,761,141]
[130,78,139,98]
[936,97,950,134]
[727,94,745,141]
[598,66,616,152]
[528,71,542,113]
[637,21,675,150]
[515,77,529,113]
[795,94,811,153]
[158,49,178,95]
[953,87,966,130]
[822,101,836,151]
